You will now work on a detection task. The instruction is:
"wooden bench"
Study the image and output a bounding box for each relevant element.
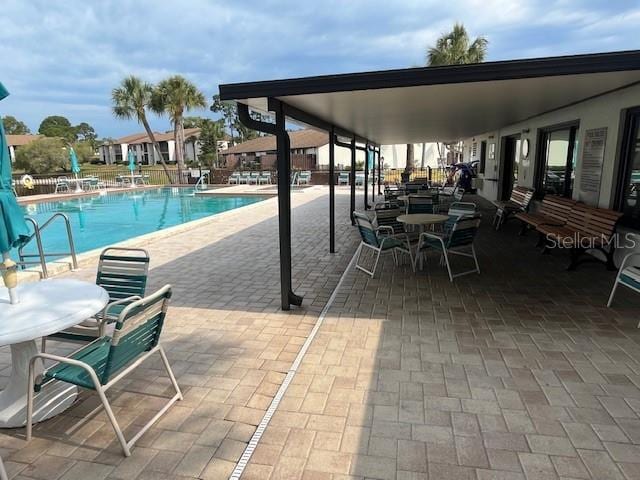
[515,195,576,235]
[492,186,534,230]
[536,203,623,270]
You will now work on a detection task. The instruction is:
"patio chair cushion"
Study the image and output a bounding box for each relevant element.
[621,266,640,290]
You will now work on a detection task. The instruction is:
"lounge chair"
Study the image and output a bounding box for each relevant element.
[27,285,182,457]
[414,214,482,281]
[248,172,259,184]
[338,172,350,185]
[54,176,70,194]
[607,243,640,309]
[239,172,250,184]
[297,171,312,185]
[228,172,240,184]
[354,211,413,278]
[42,247,150,351]
[258,171,272,185]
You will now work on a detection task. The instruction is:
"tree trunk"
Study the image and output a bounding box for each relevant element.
[174,123,183,184]
[141,116,172,183]
[401,143,414,183]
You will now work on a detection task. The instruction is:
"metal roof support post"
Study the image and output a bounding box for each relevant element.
[238,101,302,310]
[329,126,335,253]
[350,138,356,225]
[364,143,370,210]
[371,146,375,204]
[377,147,382,195]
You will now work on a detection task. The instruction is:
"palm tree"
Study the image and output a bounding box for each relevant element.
[151,76,206,182]
[427,23,488,66]
[426,23,488,166]
[112,76,172,182]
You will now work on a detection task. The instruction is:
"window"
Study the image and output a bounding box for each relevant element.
[617,107,640,229]
[535,123,579,197]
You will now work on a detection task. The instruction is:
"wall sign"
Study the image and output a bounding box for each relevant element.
[579,127,607,195]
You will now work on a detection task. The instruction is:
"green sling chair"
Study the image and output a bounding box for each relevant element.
[27,285,182,457]
[42,247,150,351]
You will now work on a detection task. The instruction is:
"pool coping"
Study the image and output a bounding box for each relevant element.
[10,190,282,284]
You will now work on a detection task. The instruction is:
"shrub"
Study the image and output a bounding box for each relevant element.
[14,137,67,174]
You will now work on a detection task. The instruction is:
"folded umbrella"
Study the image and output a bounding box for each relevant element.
[0,82,30,304]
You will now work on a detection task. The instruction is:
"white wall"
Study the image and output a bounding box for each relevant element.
[463,82,640,208]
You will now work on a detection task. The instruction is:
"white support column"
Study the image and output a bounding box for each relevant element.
[120,143,128,161]
[8,145,15,163]
[167,141,175,162]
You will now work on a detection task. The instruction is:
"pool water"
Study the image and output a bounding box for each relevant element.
[17,188,269,256]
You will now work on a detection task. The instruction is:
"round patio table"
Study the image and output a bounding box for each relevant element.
[397,213,449,233]
[0,279,108,428]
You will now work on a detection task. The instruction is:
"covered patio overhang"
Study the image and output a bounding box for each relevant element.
[218,50,640,310]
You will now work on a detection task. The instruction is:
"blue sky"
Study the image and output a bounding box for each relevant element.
[1,0,639,138]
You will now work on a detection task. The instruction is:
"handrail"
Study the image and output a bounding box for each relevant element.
[194,172,209,191]
[18,213,78,278]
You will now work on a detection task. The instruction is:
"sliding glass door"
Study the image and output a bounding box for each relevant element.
[536,123,579,197]
[617,108,640,229]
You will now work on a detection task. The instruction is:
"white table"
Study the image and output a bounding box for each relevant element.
[0,279,108,428]
[68,177,94,193]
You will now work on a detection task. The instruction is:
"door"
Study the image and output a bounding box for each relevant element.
[499,135,520,201]
[616,108,640,229]
[536,123,579,197]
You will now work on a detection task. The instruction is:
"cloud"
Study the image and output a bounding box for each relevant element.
[0,0,638,137]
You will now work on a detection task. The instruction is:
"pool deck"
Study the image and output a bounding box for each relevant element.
[2,187,640,480]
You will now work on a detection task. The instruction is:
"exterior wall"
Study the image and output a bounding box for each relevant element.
[463,83,640,208]
[462,82,640,262]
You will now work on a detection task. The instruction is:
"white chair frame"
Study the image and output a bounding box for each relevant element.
[27,288,182,457]
[414,217,481,282]
[607,252,640,310]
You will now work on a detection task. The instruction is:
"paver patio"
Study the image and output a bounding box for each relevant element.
[1,188,639,480]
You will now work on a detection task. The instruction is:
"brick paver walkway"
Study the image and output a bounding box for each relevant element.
[0,187,360,479]
[2,190,639,480]
[244,196,640,480]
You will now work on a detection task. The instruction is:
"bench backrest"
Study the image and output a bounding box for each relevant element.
[566,204,623,240]
[510,186,534,209]
[538,196,576,224]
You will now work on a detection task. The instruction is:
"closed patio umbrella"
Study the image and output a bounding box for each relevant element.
[0,82,30,304]
[128,149,136,188]
[69,147,80,178]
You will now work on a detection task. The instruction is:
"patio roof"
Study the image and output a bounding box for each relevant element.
[220,50,640,144]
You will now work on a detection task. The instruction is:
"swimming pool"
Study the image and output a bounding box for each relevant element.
[17,188,269,256]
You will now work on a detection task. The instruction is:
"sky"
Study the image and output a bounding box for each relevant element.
[1,0,639,139]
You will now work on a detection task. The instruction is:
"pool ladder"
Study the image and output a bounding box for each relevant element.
[194,172,209,191]
[18,213,78,278]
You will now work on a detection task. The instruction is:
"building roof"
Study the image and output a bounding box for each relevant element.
[219,50,640,144]
[6,134,43,146]
[114,132,150,144]
[223,128,328,154]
